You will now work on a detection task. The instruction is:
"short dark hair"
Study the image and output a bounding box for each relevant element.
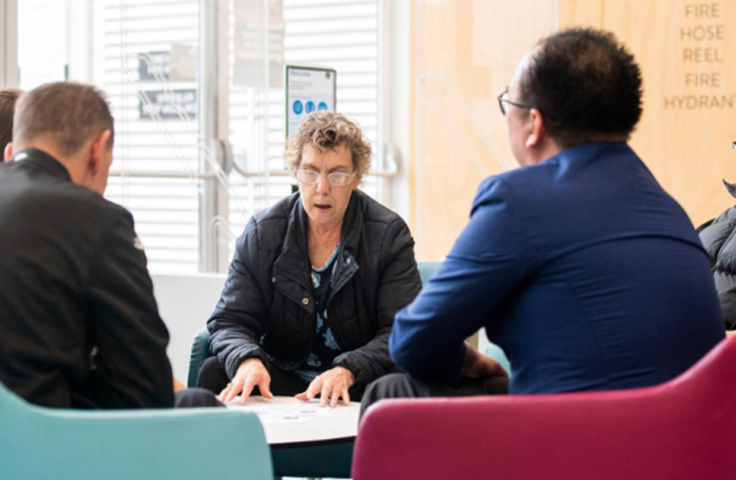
[0,88,22,158]
[519,28,643,147]
[13,82,114,156]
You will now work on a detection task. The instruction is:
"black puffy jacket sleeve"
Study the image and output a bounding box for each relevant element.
[207,218,271,379]
[333,218,422,389]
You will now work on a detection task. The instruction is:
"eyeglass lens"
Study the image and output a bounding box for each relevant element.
[296,169,353,186]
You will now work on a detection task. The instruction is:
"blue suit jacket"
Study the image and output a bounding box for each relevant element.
[391,143,725,394]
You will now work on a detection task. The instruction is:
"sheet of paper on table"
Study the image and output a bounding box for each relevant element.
[224,396,361,445]
[225,396,334,423]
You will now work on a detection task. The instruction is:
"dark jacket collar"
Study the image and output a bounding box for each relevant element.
[339,191,364,256]
[13,148,72,182]
[272,191,363,306]
[277,190,363,262]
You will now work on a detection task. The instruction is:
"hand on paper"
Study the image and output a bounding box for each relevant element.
[219,358,273,404]
[295,366,355,407]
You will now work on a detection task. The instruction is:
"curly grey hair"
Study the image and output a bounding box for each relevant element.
[284,111,371,177]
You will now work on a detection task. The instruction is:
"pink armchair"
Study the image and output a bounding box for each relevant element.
[353,337,736,480]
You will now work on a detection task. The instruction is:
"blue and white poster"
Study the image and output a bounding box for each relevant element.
[286,66,336,138]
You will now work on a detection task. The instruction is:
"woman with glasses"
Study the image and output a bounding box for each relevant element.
[198,112,422,406]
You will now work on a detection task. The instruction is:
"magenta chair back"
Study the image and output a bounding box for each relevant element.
[353,336,736,480]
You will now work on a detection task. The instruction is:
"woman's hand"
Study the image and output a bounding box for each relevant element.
[218,358,273,403]
[295,366,355,407]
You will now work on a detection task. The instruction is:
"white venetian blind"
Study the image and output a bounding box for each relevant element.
[101,0,202,274]
[99,0,380,272]
[225,0,380,251]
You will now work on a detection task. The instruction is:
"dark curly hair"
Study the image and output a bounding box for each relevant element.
[519,28,643,147]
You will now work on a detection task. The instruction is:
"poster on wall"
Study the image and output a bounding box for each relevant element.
[285,65,337,139]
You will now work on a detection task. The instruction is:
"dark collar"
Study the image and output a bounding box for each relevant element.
[12,148,72,182]
[272,190,363,289]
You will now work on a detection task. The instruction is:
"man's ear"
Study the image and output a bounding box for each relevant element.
[525,109,547,148]
[3,142,13,162]
[88,130,112,174]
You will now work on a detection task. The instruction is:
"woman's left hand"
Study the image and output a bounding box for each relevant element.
[295,366,355,406]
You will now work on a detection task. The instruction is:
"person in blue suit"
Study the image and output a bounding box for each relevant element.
[361,28,725,412]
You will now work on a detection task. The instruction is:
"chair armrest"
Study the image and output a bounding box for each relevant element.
[2,400,272,480]
[188,326,213,387]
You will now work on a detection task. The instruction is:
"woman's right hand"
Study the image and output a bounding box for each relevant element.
[218,358,274,403]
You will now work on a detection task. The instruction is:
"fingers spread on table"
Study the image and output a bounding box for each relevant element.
[330,388,341,407]
[217,385,229,402]
[306,377,324,401]
[320,383,332,407]
[223,380,243,402]
[240,381,256,404]
[259,377,274,399]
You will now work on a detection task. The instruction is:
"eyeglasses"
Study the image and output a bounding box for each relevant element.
[498,90,535,116]
[295,169,355,186]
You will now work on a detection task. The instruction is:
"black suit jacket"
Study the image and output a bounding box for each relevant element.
[0,148,174,409]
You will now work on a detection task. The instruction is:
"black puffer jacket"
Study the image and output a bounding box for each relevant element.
[207,190,422,390]
[698,181,736,330]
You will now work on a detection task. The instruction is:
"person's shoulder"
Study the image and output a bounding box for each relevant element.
[78,188,134,225]
[239,193,297,255]
[711,204,736,226]
[699,204,736,257]
[251,192,298,226]
[356,189,406,228]
[26,180,133,228]
[472,170,524,204]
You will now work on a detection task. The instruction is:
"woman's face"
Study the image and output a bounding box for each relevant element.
[298,143,360,231]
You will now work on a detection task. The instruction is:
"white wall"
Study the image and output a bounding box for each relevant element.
[151,273,227,381]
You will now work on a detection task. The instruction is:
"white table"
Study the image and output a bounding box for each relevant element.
[225,395,360,445]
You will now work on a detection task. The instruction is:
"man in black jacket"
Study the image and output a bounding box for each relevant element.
[0,82,215,409]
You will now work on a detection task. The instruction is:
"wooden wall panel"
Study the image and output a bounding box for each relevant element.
[558,0,604,29]
[411,0,557,260]
[601,0,736,227]
[410,0,736,261]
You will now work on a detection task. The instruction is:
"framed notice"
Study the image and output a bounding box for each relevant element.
[285,65,337,139]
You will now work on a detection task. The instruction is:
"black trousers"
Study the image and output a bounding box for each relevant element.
[173,387,225,408]
[360,373,509,416]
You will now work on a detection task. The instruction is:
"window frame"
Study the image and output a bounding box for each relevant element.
[0,0,20,88]
[6,0,408,274]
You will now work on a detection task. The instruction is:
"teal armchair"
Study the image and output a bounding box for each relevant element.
[0,381,273,480]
